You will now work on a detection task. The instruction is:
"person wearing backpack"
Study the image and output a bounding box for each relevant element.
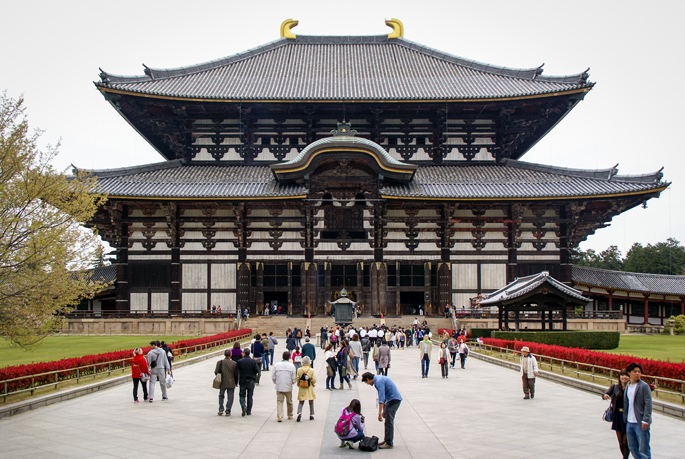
[360,335,371,370]
[336,399,366,449]
[296,356,316,421]
[295,328,303,347]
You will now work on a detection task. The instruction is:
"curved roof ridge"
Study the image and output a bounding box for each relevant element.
[73,159,184,178]
[394,38,589,84]
[502,159,665,184]
[281,136,407,167]
[97,35,592,87]
[98,38,289,84]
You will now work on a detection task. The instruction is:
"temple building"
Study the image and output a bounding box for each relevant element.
[80,19,668,317]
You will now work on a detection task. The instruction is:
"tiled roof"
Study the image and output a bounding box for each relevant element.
[73,265,116,285]
[572,265,685,296]
[77,159,666,200]
[82,160,306,198]
[96,35,592,101]
[480,271,589,305]
[285,136,407,167]
[381,160,666,199]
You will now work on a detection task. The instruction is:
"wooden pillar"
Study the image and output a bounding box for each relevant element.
[514,309,520,332]
[643,295,649,325]
[378,263,388,315]
[438,263,452,312]
[115,228,129,313]
[498,307,503,330]
[562,306,568,331]
[306,263,317,316]
[370,262,379,316]
[237,263,250,315]
[541,309,545,331]
[424,262,431,315]
[357,262,363,313]
[608,290,614,311]
[503,307,509,330]
[558,205,572,284]
[288,262,293,314]
[325,262,331,307]
[680,296,685,316]
[257,263,264,315]
[507,204,520,283]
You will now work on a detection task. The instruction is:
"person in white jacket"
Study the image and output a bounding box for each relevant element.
[519,346,539,399]
[272,351,297,422]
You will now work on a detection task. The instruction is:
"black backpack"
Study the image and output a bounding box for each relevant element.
[359,436,379,452]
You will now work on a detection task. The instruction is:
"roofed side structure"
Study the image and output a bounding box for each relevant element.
[480,271,589,306]
[572,265,685,296]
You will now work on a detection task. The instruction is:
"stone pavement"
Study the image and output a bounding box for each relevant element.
[0,342,682,458]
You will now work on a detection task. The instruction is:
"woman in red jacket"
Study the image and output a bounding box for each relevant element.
[131,347,149,402]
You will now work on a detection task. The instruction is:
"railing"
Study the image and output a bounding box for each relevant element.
[62,310,239,319]
[473,342,685,403]
[0,332,251,402]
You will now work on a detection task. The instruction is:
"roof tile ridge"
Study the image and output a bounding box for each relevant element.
[573,265,684,280]
[393,38,590,85]
[98,38,289,84]
[74,159,184,178]
[502,159,620,181]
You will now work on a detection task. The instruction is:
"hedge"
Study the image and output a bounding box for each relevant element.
[491,331,620,349]
[0,329,252,393]
[470,328,497,339]
[482,338,685,390]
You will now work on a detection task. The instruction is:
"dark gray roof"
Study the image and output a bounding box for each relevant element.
[77,159,666,200]
[96,35,592,101]
[80,160,307,198]
[381,160,667,199]
[480,271,589,305]
[74,265,116,286]
[572,265,685,296]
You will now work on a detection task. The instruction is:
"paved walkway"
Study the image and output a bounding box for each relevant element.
[0,343,682,458]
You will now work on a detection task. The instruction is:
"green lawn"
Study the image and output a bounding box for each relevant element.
[597,334,685,362]
[0,335,192,368]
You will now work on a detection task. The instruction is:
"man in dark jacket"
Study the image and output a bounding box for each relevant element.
[301,337,316,362]
[214,349,239,416]
[251,335,265,384]
[623,362,652,459]
[320,326,328,349]
[236,348,260,416]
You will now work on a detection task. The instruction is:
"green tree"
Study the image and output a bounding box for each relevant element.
[623,238,685,275]
[0,92,107,347]
[572,245,623,270]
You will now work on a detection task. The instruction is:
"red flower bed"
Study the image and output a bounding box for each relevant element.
[0,329,251,393]
[482,338,685,390]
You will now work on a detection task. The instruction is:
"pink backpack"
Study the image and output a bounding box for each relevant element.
[335,411,355,437]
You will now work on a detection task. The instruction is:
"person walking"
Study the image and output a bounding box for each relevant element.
[251,334,265,385]
[348,334,363,378]
[236,348,260,416]
[131,347,149,403]
[337,341,353,390]
[301,337,317,363]
[520,346,539,399]
[292,346,303,372]
[286,334,296,354]
[623,362,652,459]
[261,334,270,371]
[295,327,303,347]
[447,336,458,369]
[272,350,296,422]
[320,326,328,350]
[439,342,450,378]
[378,339,391,376]
[324,343,338,390]
[336,399,366,449]
[214,349,239,416]
[361,372,402,449]
[419,334,432,378]
[268,332,278,366]
[361,334,371,370]
[296,356,316,421]
[146,341,170,403]
[603,369,630,459]
[372,340,380,374]
[458,340,469,369]
[230,341,243,362]
[160,341,174,371]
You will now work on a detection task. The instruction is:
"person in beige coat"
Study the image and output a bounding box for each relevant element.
[296,356,317,421]
[419,335,432,378]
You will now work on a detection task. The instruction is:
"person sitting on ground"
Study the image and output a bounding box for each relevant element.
[336,399,366,449]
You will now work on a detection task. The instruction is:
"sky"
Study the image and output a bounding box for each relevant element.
[2,0,683,256]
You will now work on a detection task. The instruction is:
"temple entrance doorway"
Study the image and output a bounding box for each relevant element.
[400,291,424,315]
[263,292,288,314]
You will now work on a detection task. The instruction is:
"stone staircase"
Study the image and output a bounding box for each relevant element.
[242,315,454,336]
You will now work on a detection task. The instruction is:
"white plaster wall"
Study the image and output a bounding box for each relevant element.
[211,292,236,312]
[211,264,236,289]
[183,264,207,289]
[151,293,169,312]
[182,293,206,311]
[130,293,147,312]
[481,264,507,290]
[454,264,478,290]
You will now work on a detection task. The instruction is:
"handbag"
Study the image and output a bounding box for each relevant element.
[359,435,379,452]
[439,357,445,365]
[133,363,149,382]
[213,372,222,389]
[166,374,174,388]
[602,405,613,422]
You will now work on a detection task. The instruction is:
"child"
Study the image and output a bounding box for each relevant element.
[336,399,365,449]
[292,346,303,372]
